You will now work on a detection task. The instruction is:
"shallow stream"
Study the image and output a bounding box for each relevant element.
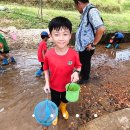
[0,43,130,130]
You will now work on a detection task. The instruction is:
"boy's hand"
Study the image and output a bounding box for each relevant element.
[110,39,113,43]
[71,72,79,82]
[43,85,50,94]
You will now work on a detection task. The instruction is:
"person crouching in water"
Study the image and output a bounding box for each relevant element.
[106,32,124,49]
[35,31,49,77]
[0,33,15,65]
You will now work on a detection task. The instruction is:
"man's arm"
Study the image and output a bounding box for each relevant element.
[93,26,106,46]
[87,8,106,49]
[86,26,105,50]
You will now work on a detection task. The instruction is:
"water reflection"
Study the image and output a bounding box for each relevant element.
[116,49,130,61]
[92,46,130,67]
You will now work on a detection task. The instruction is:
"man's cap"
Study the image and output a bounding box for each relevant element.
[41,31,49,37]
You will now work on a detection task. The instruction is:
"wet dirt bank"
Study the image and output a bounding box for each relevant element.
[0,42,130,130]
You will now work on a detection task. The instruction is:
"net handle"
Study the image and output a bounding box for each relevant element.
[45,89,50,99]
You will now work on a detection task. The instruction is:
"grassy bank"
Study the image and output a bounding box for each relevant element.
[1,0,128,12]
[0,2,130,32]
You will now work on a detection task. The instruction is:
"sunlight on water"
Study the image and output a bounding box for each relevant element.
[116,49,130,61]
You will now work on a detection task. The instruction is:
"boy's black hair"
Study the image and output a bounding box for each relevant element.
[48,16,72,33]
[73,0,89,5]
[41,35,48,39]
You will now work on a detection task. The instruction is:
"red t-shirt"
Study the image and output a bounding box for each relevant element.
[44,48,81,92]
[37,40,47,62]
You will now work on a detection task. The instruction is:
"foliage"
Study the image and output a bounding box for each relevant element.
[0,0,127,12]
[121,0,130,10]
[0,1,130,32]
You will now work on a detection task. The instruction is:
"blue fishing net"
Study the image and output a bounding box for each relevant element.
[34,99,58,126]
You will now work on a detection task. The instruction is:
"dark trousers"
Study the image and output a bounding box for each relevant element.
[79,49,95,80]
[40,62,44,71]
[113,38,122,44]
[109,38,123,48]
[51,89,68,107]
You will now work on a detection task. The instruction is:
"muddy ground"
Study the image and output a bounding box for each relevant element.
[0,28,130,130]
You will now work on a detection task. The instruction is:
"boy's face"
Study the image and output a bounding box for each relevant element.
[50,27,71,49]
[44,37,49,42]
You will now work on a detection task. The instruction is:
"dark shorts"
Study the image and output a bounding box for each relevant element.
[0,50,9,54]
[50,88,68,107]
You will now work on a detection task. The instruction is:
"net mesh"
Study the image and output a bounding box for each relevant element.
[34,99,58,126]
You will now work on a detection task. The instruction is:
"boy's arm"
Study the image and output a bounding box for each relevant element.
[42,50,45,59]
[0,29,8,34]
[111,36,115,39]
[71,52,82,82]
[75,68,81,72]
[43,70,50,93]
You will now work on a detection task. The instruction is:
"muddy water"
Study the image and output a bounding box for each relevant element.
[0,43,130,130]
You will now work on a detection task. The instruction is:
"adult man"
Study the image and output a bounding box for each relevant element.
[73,0,106,84]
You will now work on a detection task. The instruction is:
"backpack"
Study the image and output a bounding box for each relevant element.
[87,5,104,36]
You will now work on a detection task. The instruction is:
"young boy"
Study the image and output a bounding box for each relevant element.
[43,16,81,126]
[0,33,15,65]
[35,31,49,77]
[106,32,124,49]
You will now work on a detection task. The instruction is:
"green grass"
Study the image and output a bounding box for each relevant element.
[103,12,130,32]
[0,3,130,32]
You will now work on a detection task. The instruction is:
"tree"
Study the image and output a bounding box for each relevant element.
[38,0,43,20]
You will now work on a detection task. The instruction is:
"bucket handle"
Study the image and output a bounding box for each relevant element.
[67,82,72,91]
[67,78,74,91]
